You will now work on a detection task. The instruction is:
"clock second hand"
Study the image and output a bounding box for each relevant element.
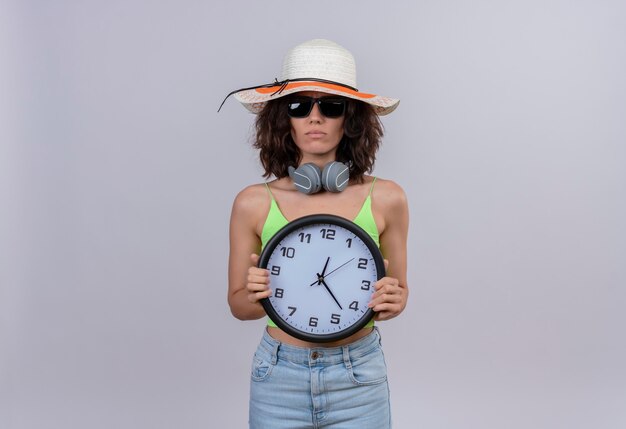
[324,257,355,278]
[309,257,356,287]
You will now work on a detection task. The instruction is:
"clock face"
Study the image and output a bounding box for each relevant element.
[258,214,384,342]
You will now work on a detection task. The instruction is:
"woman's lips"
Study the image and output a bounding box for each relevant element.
[306,131,326,138]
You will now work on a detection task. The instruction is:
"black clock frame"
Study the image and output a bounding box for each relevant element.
[258,213,385,343]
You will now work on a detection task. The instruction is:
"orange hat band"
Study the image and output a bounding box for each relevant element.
[255,81,376,99]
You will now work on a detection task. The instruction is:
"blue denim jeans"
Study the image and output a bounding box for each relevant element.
[249,327,391,429]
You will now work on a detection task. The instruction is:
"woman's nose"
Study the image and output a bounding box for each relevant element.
[308,102,323,122]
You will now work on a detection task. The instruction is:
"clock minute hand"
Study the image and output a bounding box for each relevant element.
[320,278,343,310]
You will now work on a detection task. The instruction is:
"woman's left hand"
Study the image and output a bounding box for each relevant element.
[368,260,408,321]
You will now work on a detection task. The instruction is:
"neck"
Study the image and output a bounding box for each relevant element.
[299,154,337,168]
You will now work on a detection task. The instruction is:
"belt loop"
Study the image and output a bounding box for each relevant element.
[342,345,351,370]
[374,326,382,345]
[271,340,280,365]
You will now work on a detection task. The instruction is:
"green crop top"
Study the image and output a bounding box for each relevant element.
[261,178,380,329]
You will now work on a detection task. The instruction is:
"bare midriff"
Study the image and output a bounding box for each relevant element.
[266,325,374,348]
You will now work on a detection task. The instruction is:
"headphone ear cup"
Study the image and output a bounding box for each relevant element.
[288,163,322,194]
[321,161,350,193]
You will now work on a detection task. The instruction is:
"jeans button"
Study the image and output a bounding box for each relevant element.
[311,351,319,360]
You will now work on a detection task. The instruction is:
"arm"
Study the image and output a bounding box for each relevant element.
[228,185,271,320]
[368,180,409,321]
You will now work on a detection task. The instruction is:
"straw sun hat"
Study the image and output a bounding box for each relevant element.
[219,39,400,116]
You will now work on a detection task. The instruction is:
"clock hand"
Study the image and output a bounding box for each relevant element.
[320,257,330,278]
[320,278,343,310]
[324,257,355,278]
[310,257,331,287]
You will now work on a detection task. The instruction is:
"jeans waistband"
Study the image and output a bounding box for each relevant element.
[258,327,382,366]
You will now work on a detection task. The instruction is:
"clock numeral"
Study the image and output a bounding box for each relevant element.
[274,288,284,298]
[271,266,281,276]
[288,306,297,316]
[346,238,352,248]
[298,232,311,243]
[361,280,371,290]
[280,246,295,258]
[320,228,336,240]
[330,313,341,324]
[349,301,359,311]
[357,258,368,269]
[309,317,318,327]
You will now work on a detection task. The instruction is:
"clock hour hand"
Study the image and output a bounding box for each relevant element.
[320,257,330,278]
[320,278,343,310]
[310,257,331,286]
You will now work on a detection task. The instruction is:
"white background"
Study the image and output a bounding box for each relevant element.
[2,1,625,428]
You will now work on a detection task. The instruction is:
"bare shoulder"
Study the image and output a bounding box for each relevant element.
[372,177,408,211]
[231,183,270,221]
[233,183,267,206]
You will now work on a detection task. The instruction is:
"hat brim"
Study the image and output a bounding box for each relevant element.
[233,81,399,116]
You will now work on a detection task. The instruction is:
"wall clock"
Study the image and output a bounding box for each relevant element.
[258,214,385,342]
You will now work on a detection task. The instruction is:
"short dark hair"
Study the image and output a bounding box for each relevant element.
[253,97,384,183]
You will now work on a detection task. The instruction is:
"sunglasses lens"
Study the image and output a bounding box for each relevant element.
[319,99,346,118]
[287,99,313,118]
[287,97,346,118]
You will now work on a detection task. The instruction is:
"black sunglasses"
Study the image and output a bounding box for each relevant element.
[287,96,347,118]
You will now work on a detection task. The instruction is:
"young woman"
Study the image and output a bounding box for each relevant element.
[225,39,409,429]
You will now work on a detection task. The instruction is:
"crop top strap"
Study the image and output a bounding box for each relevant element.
[352,177,379,247]
[264,182,276,201]
[369,177,377,196]
[261,183,289,249]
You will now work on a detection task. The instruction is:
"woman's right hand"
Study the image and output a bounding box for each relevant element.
[246,254,272,304]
